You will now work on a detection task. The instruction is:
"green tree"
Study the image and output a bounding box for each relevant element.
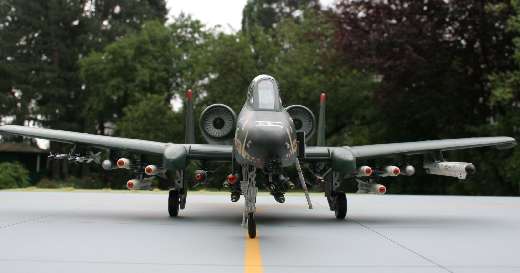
[488,0,520,194]
[334,0,517,195]
[242,0,320,32]
[201,9,376,145]
[80,16,208,136]
[116,94,183,142]
[335,0,515,142]
[0,0,167,131]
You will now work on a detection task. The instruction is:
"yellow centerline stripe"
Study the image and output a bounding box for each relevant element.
[244,231,264,273]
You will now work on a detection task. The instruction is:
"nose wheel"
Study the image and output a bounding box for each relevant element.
[247,212,256,238]
[241,165,258,239]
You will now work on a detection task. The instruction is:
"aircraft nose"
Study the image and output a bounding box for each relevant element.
[244,126,292,165]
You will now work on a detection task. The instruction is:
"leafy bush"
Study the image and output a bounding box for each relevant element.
[36,178,62,189]
[0,162,30,189]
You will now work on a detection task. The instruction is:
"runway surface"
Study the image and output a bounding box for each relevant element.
[0,191,519,273]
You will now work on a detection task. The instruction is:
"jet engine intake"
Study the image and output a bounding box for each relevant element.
[286,105,315,142]
[200,104,237,145]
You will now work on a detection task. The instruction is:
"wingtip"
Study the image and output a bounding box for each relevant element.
[496,136,517,149]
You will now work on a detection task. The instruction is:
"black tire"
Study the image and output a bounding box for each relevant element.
[168,190,180,217]
[334,192,347,220]
[247,212,256,239]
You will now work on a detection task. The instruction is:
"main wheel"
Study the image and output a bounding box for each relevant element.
[247,212,256,239]
[334,192,347,220]
[168,190,180,217]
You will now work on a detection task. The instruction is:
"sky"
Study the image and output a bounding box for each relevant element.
[166,0,336,32]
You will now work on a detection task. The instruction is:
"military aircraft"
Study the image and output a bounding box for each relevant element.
[0,74,516,238]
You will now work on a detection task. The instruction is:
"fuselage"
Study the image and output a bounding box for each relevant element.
[233,75,298,170]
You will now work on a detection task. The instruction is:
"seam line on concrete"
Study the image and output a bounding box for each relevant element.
[0,215,51,230]
[2,258,517,269]
[352,219,454,273]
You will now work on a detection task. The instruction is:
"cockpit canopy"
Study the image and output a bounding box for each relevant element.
[247,75,282,111]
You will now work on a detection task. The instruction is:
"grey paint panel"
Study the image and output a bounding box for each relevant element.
[305,146,331,160]
[0,125,234,160]
[348,137,516,159]
[187,144,232,161]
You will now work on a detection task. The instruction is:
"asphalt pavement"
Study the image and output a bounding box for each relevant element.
[0,190,519,273]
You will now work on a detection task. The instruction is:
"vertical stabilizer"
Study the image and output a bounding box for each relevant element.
[317,92,326,146]
[184,89,195,144]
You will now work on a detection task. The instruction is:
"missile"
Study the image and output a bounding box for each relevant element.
[227,174,238,185]
[370,184,387,194]
[126,179,152,190]
[116,158,131,169]
[380,165,400,177]
[194,170,207,182]
[357,166,373,177]
[144,164,160,176]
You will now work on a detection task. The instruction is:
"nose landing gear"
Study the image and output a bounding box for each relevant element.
[241,165,258,239]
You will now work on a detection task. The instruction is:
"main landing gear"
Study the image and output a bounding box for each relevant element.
[326,192,348,219]
[168,170,187,218]
[241,165,258,239]
[168,190,180,217]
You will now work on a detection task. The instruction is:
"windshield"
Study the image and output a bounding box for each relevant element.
[257,80,276,110]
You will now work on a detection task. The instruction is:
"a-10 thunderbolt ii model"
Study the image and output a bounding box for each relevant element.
[0,74,516,238]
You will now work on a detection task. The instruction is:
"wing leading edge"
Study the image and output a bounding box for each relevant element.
[305,137,515,160]
[347,137,515,159]
[0,125,232,160]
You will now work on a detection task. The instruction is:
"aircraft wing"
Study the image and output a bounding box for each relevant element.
[346,137,516,159]
[0,125,232,160]
[305,137,515,160]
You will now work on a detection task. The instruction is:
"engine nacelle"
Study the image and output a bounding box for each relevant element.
[144,165,160,176]
[286,105,316,142]
[370,184,387,194]
[126,179,152,190]
[423,161,476,180]
[199,104,237,145]
[380,166,400,177]
[116,158,131,169]
[357,165,373,177]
